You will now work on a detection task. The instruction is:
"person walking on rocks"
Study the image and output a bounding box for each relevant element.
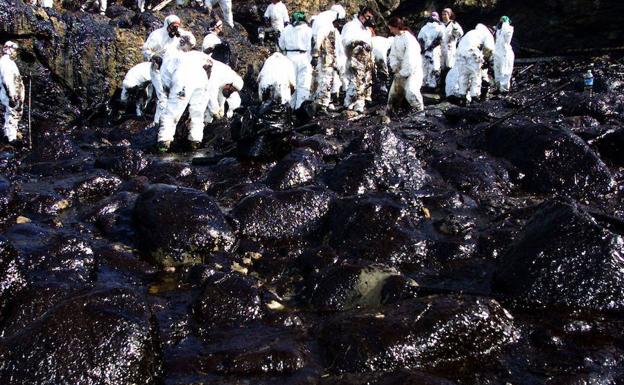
[264,0,290,34]
[387,17,424,113]
[279,11,313,110]
[418,12,445,89]
[0,41,25,144]
[493,16,515,93]
[341,7,375,114]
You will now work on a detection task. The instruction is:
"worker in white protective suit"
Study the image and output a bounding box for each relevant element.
[258,52,296,105]
[372,35,393,95]
[196,0,234,27]
[143,16,193,126]
[440,8,464,71]
[418,13,445,89]
[311,12,346,111]
[158,51,213,152]
[454,23,495,103]
[387,17,424,112]
[120,62,153,117]
[264,0,290,33]
[493,16,515,93]
[81,0,106,15]
[341,7,374,113]
[203,60,244,124]
[278,11,313,110]
[202,19,223,54]
[311,4,346,39]
[0,42,25,144]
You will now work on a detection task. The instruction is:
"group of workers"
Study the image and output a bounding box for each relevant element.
[1,2,516,149]
[256,4,514,115]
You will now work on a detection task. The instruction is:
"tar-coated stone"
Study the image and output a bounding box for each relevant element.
[325,126,428,195]
[133,184,235,267]
[485,123,614,202]
[0,177,15,221]
[192,272,264,328]
[265,148,323,190]
[594,128,624,167]
[494,199,624,313]
[318,295,518,374]
[95,146,151,178]
[231,186,335,242]
[0,289,161,385]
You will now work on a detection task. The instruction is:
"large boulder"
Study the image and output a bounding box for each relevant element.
[494,199,624,313]
[485,123,614,202]
[265,148,323,190]
[318,295,518,374]
[325,126,428,196]
[0,289,161,385]
[594,128,624,167]
[133,184,235,267]
[231,186,335,243]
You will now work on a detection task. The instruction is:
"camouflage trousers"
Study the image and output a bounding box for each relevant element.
[345,45,373,113]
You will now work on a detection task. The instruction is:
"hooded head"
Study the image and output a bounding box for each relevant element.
[330,4,346,20]
[164,15,182,37]
[431,12,440,22]
[291,11,306,26]
[3,41,18,59]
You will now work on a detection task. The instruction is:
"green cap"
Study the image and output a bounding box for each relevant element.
[292,11,306,23]
[500,15,511,24]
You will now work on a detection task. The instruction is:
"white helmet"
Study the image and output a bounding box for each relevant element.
[330,4,346,20]
[164,14,181,28]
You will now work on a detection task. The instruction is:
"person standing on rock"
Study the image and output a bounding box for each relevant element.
[453,23,495,104]
[264,0,290,35]
[493,16,515,93]
[142,15,192,127]
[278,11,313,110]
[311,8,346,113]
[386,17,424,113]
[418,12,445,89]
[0,41,25,144]
[440,8,463,80]
[341,7,375,114]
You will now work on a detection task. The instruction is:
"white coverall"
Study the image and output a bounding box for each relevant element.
[388,30,424,111]
[311,6,347,97]
[0,54,24,143]
[203,60,244,123]
[264,1,290,33]
[197,0,234,27]
[494,22,514,92]
[444,65,460,98]
[341,16,373,112]
[258,52,296,105]
[279,22,313,110]
[372,35,393,93]
[120,62,153,117]
[441,20,464,70]
[311,5,346,39]
[455,24,495,101]
[418,21,445,88]
[158,51,213,144]
[312,18,345,107]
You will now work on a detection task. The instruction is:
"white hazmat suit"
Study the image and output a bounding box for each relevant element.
[279,22,313,110]
[312,17,345,108]
[454,24,495,102]
[341,15,373,112]
[372,35,393,93]
[388,30,424,111]
[204,60,244,123]
[0,43,24,143]
[258,52,296,105]
[494,21,514,92]
[264,1,290,33]
[158,51,213,145]
[418,20,445,88]
[311,5,347,98]
[120,62,153,117]
[441,20,464,70]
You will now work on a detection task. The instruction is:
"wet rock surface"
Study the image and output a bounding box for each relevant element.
[1,3,624,384]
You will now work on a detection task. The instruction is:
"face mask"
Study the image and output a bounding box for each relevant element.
[168,25,180,38]
[363,17,374,28]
